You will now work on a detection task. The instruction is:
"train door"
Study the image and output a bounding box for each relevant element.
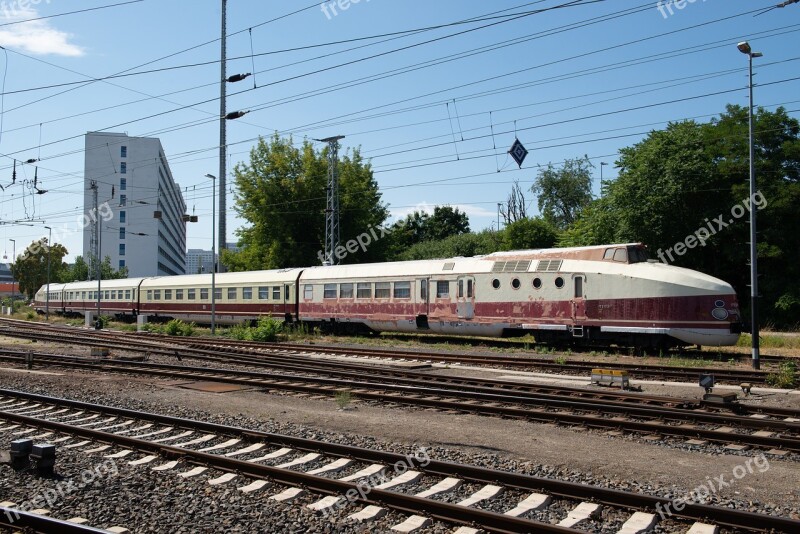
[456,276,475,320]
[416,278,430,329]
[571,274,586,321]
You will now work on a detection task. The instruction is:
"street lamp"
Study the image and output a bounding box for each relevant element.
[8,239,15,304]
[738,41,763,370]
[205,173,217,335]
[44,226,52,321]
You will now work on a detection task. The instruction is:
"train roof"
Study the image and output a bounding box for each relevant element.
[140,268,303,288]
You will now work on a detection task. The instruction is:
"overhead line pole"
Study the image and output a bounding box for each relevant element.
[316,136,345,265]
[218,0,228,268]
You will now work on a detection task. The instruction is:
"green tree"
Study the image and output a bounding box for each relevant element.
[531,156,594,229]
[59,255,128,283]
[223,134,388,270]
[399,230,499,261]
[10,238,68,299]
[425,206,470,241]
[502,217,559,250]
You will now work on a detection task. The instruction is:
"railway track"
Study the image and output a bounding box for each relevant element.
[2,389,798,533]
[0,318,791,385]
[1,348,798,454]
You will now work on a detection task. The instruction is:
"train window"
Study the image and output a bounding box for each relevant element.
[357,282,372,299]
[82,291,87,299]
[420,280,428,300]
[304,285,314,300]
[176,289,184,300]
[467,279,474,298]
[627,247,649,263]
[214,288,222,300]
[436,281,450,298]
[613,248,627,263]
[273,286,281,300]
[285,285,290,300]
[533,278,542,289]
[457,280,464,298]
[375,282,391,299]
[258,287,269,300]
[153,290,161,300]
[575,277,583,298]
[603,248,615,260]
[105,291,111,300]
[228,288,238,300]
[200,288,209,300]
[393,281,411,299]
[555,277,564,289]
[492,279,500,289]
[165,289,173,300]
[340,283,354,299]
[324,284,337,299]
[242,287,253,300]
[512,278,521,290]
[125,290,131,300]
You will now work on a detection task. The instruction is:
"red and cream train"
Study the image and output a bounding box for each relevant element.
[34,244,743,349]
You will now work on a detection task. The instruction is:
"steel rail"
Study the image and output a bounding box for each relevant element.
[1,389,798,533]
[0,507,108,533]
[2,354,798,452]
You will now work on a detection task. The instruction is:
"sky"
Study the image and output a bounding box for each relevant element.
[0,0,797,263]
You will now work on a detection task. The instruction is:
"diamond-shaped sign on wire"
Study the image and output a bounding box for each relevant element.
[509,139,528,168]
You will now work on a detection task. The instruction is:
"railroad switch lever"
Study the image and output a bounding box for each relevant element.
[699,374,715,395]
[29,444,56,477]
[740,383,753,396]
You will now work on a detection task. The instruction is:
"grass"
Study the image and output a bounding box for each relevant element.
[737,333,800,350]
[335,389,353,409]
[766,361,798,389]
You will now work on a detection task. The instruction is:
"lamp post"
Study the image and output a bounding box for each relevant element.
[44,226,52,321]
[205,174,217,335]
[9,239,15,303]
[738,41,763,370]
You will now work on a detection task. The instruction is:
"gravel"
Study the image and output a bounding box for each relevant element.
[1,365,798,532]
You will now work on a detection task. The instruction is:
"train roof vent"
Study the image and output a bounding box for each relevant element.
[443,262,455,271]
[536,259,563,272]
[492,260,532,273]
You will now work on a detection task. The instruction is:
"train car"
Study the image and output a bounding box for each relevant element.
[33,283,67,315]
[61,278,145,319]
[138,269,303,325]
[298,244,741,349]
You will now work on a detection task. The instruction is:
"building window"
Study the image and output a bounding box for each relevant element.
[323,284,337,299]
[357,282,372,299]
[120,195,127,207]
[436,281,450,298]
[243,287,253,300]
[120,178,127,191]
[119,260,125,269]
[119,244,126,256]
[393,281,411,299]
[340,283,354,299]
[121,146,127,158]
[120,162,127,174]
[375,282,390,299]
[119,211,126,223]
[227,287,237,300]
[119,228,126,240]
[304,285,313,300]
[258,286,269,300]
[273,286,281,300]
[187,289,196,300]
[200,288,208,300]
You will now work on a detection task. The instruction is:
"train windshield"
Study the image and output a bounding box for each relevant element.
[627,247,649,264]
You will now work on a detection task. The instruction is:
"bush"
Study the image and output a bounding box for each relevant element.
[248,316,282,342]
[163,319,195,337]
[766,361,798,389]
[228,323,251,341]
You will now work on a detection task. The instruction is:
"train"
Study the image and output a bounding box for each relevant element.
[34,243,743,349]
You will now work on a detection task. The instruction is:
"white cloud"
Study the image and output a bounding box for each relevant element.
[0,5,84,56]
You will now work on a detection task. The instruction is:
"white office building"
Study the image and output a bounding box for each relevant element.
[83,132,187,277]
